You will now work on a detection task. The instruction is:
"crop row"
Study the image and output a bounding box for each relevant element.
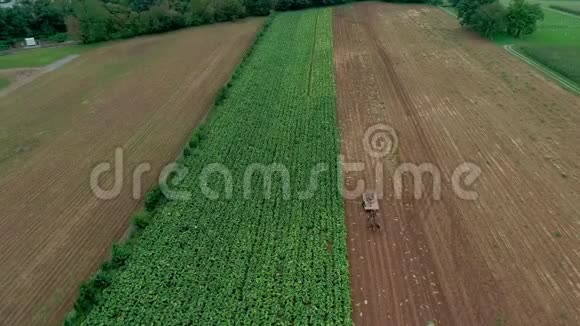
[80,8,352,325]
[549,5,580,17]
[517,45,580,85]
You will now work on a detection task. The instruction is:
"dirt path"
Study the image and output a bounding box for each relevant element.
[0,55,79,97]
[333,3,580,325]
[0,19,263,325]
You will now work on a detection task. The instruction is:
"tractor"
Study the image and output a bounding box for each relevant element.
[362,192,381,231]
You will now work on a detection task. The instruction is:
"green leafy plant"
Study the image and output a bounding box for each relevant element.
[132,210,152,230]
[70,10,352,325]
[505,0,544,38]
[47,32,68,43]
[144,185,165,211]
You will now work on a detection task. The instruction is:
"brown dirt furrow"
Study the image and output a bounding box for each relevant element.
[334,3,580,326]
[0,19,263,325]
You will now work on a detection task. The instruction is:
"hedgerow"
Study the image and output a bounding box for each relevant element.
[78,8,351,324]
[143,185,165,211]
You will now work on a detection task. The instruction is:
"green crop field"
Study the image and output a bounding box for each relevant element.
[549,5,580,15]
[528,10,580,44]
[517,45,580,83]
[74,8,352,325]
[548,2,580,16]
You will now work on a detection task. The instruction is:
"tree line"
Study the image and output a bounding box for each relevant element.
[1,0,541,47]
[1,0,441,46]
[453,0,544,39]
[0,0,70,48]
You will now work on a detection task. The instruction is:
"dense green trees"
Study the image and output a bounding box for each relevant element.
[1,0,264,46]
[471,2,506,38]
[74,0,112,43]
[505,0,544,37]
[2,0,437,46]
[455,0,544,39]
[457,0,495,26]
[243,0,274,16]
[0,0,69,48]
[0,0,546,47]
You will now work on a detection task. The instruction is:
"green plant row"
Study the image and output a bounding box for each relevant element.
[517,45,580,85]
[67,8,352,325]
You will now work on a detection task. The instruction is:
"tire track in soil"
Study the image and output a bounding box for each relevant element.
[334,3,580,326]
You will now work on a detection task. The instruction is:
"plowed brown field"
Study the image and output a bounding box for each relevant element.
[0,19,263,325]
[334,3,580,325]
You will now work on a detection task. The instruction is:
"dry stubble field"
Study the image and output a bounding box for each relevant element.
[0,18,263,325]
[334,3,580,325]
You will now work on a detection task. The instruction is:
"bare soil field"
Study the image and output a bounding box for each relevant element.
[0,18,263,325]
[334,3,580,325]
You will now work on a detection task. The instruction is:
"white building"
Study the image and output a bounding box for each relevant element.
[24,38,37,47]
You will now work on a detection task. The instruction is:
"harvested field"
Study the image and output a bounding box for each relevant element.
[0,18,263,325]
[334,3,580,326]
